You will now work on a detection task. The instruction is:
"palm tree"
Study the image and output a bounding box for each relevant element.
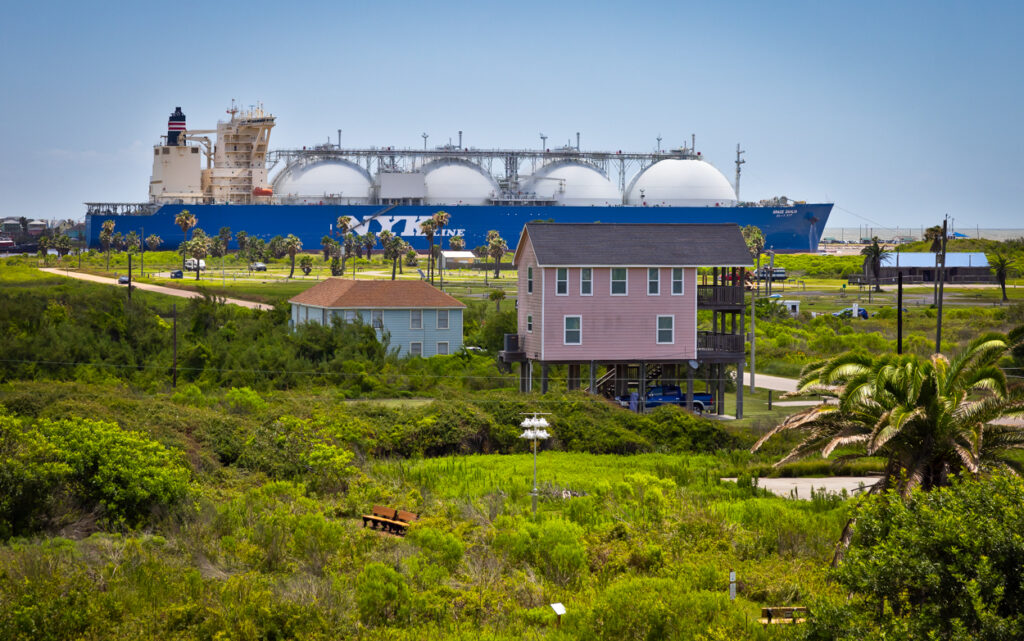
[175,210,197,269]
[218,227,232,254]
[343,233,357,274]
[924,225,944,304]
[990,253,1015,302]
[752,334,1024,563]
[449,235,465,251]
[55,235,72,258]
[284,234,303,279]
[100,220,115,271]
[489,289,506,312]
[124,231,141,255]
[299,255,313,276]
[419,218,437,284]
[186,229,211,281]
[321,235,334,261]
[379,230,399,280]
[741,225,765,261]
[235,231,248,255]
[363,232,377,260]
[146,235,162,252]
[487,231,507,279]
[432,211,450,283]
[860,237,890,292]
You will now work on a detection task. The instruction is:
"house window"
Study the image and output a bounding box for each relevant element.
[437,309,449,330]
[410,341,422,357]
[648,268,660,295]
[564,316,581,345]
[437,342,449,355]
[580,268,592,295]
[527,266,533,294]
[672,268,684,295]
[556,268,568,295]
[657,315,674,344]
[611,268,627,295]
[344,310,357,322]
[410,309,422,329]
[371,310,383,328]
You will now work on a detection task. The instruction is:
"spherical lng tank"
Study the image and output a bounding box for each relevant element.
[422,159,499,205]
[523,160,622,206]
[625,158,737,207]
[272,159,373,204]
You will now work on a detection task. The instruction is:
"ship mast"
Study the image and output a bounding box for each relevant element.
[735,143,746,200]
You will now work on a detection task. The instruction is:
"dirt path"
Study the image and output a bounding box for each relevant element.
[40,268,272,311]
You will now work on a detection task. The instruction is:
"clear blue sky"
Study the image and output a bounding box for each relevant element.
[2,0,1021,232]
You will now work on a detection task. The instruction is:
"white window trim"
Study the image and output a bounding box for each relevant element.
[580,268,593,296]
[656,315,675,345]
[437,309,449,330]
[672,268,684,296]
[555,268,569,296]
[410,341,423,357]
[436,341,449,355]
[648,268,660,296]
[410,309,422,330]
[372,310,384,328]
[527,314,533,333]
[527,266,533,294]
[563,315,582,345]
[610,268,628,296]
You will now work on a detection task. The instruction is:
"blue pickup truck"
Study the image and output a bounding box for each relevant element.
[617,385,715,415]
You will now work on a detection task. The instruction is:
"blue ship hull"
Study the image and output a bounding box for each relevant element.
[85,203,832,254]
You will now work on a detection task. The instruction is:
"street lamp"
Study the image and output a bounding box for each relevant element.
[519,413,551,515]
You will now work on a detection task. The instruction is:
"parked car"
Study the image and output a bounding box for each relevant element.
[117,275,130,285]
[169,270,183,279]
[616,385,715,415]
[250,262,267,271]
[833,306,868,319]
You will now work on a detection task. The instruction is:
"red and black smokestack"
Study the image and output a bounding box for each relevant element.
[167,107,186,146]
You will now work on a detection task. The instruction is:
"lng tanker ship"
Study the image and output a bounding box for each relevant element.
[84,104,832,253]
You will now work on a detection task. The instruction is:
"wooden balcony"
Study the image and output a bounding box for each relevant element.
[697,331,745,360]
[696,285,745,308]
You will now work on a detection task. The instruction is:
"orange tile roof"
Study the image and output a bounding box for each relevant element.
[289,279,466,309]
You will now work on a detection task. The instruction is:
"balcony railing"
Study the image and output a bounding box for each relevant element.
[696,285,744,306]
[697,331,744,354]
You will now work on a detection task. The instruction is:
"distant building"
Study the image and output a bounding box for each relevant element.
[26,220,47,236]
[288,279,466,357]
[1,218,20,234]
[875,252,991,283]
[440,250,477,270]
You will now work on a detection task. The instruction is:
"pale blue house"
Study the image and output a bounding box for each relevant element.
[289,279,466,357]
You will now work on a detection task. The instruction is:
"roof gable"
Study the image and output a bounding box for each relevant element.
[520,222,752,266]
[289,279,467,309]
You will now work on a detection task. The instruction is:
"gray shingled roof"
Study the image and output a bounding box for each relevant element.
[519,222,752,267]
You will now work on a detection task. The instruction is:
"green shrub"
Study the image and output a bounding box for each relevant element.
[223,386,268,414]
[356,562,411,626]
[0,410,191,536]
[170,383,206,407]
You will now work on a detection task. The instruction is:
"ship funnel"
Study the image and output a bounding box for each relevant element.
[167,107,186,146]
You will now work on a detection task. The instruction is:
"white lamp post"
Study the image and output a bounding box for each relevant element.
[519,413,551,515]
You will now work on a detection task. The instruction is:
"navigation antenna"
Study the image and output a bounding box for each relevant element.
[735,144,746,200]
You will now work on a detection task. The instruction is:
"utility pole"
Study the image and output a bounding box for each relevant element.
[749,267,756,393]
[735,144,746,200]
[935,217,948,354]
[897,272,903,354]
[127,254,132,301]
[140,226,144,277]
[172,303,178,388]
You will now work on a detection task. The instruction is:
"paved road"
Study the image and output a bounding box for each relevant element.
[741,371,799,393]
[40,269,272,311]
[721,476,877,499]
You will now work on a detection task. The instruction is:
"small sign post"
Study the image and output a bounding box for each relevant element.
[550,602,566,628]
[729,570,737,601]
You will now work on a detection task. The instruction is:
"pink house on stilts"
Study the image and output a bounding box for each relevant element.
[501,222,752,417]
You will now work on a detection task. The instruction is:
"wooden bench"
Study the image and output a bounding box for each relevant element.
[361,505,419,535]
[759,607,808,625]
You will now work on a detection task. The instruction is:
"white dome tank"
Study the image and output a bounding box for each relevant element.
[272,160,373,204]
[626,158,737,207]
[523,161,621,206]
[422,159,498,205]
